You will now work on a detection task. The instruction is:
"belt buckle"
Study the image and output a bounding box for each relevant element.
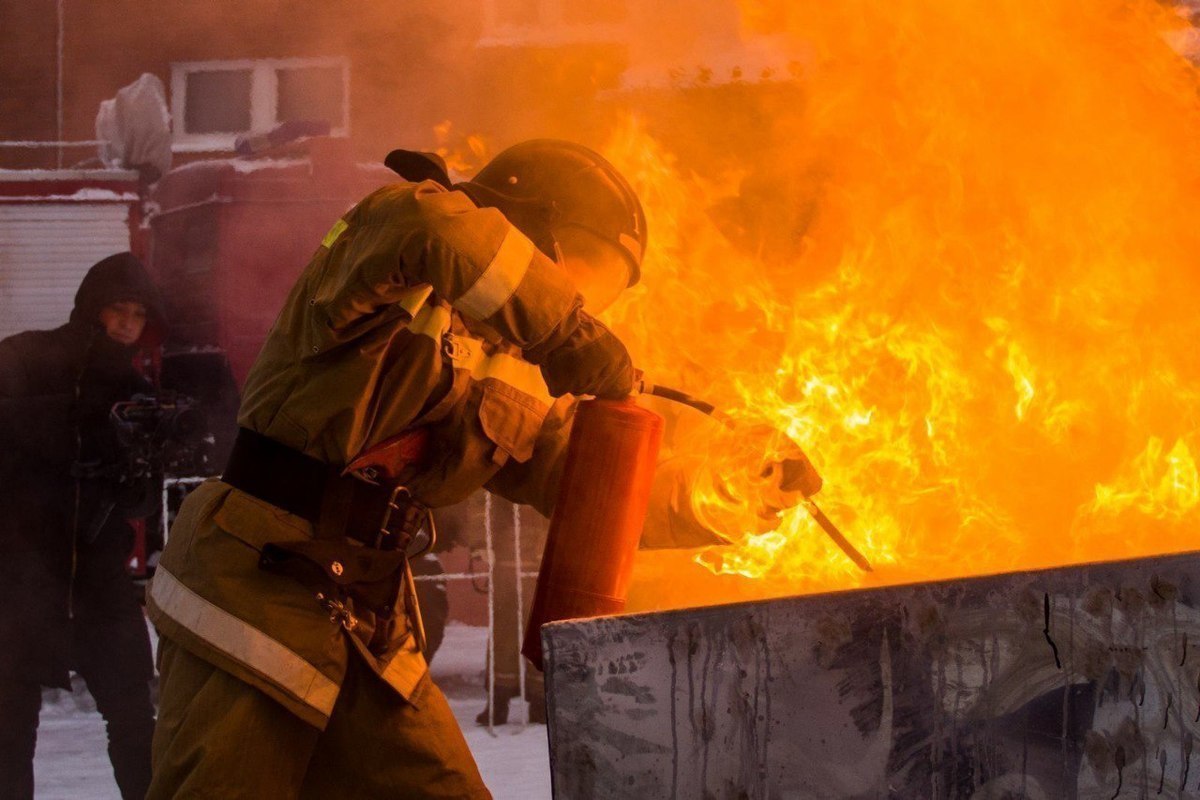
[376,485,412,550]
[442,332,469,362]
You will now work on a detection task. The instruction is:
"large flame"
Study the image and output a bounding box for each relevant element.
[601,0,1200,605]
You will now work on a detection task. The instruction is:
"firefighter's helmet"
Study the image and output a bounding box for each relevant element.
[459,140,647,286]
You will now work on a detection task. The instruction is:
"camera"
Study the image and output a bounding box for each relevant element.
[74,391,213,544]
[110,391,212,478]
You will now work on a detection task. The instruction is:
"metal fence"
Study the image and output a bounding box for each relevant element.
[0,140,106,148]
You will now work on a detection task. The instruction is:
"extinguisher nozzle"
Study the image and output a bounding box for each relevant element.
[802,498,873,573]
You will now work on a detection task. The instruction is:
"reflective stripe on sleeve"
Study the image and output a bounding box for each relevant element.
[396,283,434,319]
[408,303,452,340]
[453,225,535,321]
[148,566,340,718]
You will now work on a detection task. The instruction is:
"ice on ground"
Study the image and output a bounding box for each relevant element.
[32,622,551,799]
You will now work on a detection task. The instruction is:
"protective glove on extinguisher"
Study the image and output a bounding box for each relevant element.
[717,425,825,525]
[525,303,635,399]
[756,437,824,517]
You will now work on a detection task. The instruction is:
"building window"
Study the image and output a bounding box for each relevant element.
[479,0,628,46]
[183,70,254,135]
[170,57,349,151]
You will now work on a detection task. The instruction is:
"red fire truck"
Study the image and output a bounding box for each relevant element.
[144,137,393,384]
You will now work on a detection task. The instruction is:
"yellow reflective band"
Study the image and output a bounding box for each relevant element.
[405,302,550,404]
[445,334,551,405]
[396,283,434,319]
[380,640,428,700]
[470,352,551,405]
[321,219,348,249]
[408,303,452,341]
[453,225,534,321]
[148,566,339,718]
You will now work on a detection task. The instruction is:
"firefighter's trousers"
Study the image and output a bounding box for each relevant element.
[147,637,491,799]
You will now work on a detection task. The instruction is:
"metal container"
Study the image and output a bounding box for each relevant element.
[543,551,1200,799]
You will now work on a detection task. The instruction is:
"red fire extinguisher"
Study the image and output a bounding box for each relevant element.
[522,398,664,671]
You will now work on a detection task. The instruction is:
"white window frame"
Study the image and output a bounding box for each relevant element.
[170,56,350,152]
[477,0,628,47]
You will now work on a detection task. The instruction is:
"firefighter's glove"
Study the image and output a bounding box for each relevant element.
[751,430,823,520]
[531,313,635,399]
[768,450,823,498]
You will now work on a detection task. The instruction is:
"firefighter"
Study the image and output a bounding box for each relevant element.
[0,253,162,800]
[145,140,805,798]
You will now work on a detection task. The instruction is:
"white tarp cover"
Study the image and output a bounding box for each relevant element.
[95,73,172,179]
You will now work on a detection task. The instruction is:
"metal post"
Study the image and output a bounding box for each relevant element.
[484,491,497,736]
[160,480,170,546]
[512,500,527,727]
[159,476,211,548]
[56,0,65,168]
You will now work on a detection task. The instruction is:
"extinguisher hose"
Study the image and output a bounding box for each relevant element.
[637,382,717,417]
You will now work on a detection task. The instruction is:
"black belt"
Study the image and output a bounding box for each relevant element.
[222,428,426,550]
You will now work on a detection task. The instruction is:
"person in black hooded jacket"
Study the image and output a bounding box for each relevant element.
[0,252,164,800]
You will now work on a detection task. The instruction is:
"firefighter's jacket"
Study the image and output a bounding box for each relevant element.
[148,180,730,729]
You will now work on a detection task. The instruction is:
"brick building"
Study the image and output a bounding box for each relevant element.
[0,0,803,339]
[0,0,798,171]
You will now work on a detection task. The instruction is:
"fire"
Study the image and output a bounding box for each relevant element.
[1087,437,1200,521]
[432,120,490,176]
[598,0,1200,605]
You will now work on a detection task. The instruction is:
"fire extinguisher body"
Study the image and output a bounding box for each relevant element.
[522,398,664,670]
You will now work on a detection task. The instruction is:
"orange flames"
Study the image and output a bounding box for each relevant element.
[601,0,1200,605]
[432,120,490,176]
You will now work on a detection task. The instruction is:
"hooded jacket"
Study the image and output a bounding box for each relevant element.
[0,252,164,687]
[70,251,166,338]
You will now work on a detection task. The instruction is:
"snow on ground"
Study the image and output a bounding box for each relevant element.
[32,622,551,799]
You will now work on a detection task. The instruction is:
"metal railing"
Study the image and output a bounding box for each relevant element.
[479,492,540,733]
[0,139,108,170]
[0,140,107,148]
